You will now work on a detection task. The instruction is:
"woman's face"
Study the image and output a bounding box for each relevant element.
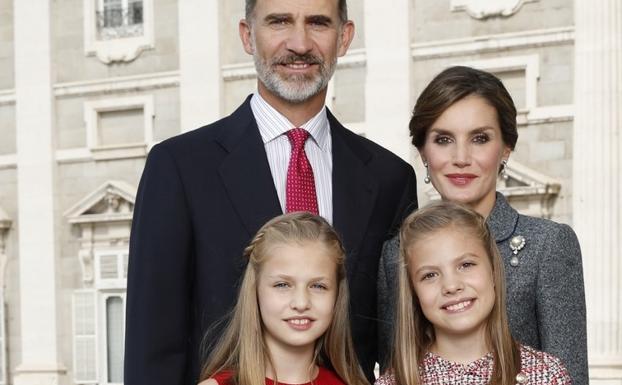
[420,94,511,217]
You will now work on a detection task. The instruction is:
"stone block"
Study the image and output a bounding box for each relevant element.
[532,140,566,162]
[333,66,365,123]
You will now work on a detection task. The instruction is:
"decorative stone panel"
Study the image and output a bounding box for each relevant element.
[450,0,538,19]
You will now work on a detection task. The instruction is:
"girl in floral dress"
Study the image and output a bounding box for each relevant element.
[376,202,571,385]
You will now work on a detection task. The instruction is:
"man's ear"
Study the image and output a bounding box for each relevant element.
[239,19,255,55]
[337,20,355,57]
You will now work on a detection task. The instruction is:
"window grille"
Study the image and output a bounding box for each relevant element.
[96,0,144,40]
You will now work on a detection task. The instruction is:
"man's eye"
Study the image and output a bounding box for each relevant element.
[269,18,289,26]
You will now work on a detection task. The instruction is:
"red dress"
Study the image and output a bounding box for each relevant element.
[212,367,346,385]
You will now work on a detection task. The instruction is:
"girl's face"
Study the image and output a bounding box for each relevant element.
[257,241,338,354]
[407,226,495,344]
[420,94,511,216]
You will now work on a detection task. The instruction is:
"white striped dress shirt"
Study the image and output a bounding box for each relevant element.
[250,93,333,224]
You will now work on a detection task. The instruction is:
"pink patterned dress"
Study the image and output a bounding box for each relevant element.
[375,345,571,385]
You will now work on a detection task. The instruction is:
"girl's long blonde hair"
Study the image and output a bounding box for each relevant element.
[200,212,368,385]
[390,202,520,385]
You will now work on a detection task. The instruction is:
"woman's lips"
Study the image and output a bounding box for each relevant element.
[445,173,477,186]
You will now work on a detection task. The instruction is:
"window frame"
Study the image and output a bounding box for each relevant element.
[83,0,154,64]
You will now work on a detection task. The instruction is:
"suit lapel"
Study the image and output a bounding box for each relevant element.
[217,98,282,236]
[330,113,378,271]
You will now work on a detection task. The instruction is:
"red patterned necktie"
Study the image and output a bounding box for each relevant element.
[286,128,319,215]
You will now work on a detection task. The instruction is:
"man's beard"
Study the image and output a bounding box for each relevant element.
[253,51,337,104]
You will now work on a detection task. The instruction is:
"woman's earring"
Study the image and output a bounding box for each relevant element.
[424,161,431,184]
[500,159,508,180]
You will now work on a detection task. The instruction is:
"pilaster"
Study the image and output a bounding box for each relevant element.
[13,0,65,382]
[178,0,222,132]
[573,0,622,382]
[363,0,413,162]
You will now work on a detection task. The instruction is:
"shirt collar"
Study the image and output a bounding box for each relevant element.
[250,92,330,151]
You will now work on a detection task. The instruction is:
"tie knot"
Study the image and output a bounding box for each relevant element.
[287,128,310,149]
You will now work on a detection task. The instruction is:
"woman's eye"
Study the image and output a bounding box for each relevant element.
[433,136,452,145]
[274,282,289,288]
[421,272,437,281]
[473,134,490,144]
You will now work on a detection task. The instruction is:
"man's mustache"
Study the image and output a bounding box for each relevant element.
[272,53,322,66]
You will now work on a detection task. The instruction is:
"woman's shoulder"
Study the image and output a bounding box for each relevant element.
[515,214,580,252]
[519,345,572,383]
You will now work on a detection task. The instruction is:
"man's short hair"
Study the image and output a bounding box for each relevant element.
[245,0,348,24]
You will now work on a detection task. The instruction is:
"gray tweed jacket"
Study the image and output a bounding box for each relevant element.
[377,193,588,385]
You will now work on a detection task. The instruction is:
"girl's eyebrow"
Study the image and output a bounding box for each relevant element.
[266,274,331,281]
[412,252,482,274]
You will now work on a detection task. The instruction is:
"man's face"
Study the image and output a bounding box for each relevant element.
[240,0,354,104]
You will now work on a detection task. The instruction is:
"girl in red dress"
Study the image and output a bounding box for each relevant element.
[198,212,368,385]
[377,202,571,385]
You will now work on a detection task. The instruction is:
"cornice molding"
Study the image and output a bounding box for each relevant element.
[412,26,574,60]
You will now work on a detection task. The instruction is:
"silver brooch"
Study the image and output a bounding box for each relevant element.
[515,372,527,384]
[509,235,526,267]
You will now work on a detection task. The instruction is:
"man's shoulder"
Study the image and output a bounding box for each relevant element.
[156,98,255,155]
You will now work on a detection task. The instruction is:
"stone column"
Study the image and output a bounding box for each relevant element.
[179,0,222,132]
[13,0,66,383]
[363,0,413,161]
[572,0,622,382]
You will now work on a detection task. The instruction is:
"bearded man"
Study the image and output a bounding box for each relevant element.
[124,1,417,384]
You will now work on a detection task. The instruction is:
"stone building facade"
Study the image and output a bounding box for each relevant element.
[0,0,619,384]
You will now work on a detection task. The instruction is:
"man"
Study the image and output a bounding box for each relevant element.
[124,0,417,383]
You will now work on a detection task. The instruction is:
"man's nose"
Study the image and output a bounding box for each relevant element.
[285,24,313,54]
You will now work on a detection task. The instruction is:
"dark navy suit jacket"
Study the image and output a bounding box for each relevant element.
[124,96,418,384]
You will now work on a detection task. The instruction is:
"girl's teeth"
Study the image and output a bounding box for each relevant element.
[446,300,471,311]
[290,319,309,325]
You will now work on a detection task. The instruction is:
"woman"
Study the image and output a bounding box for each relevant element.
[378,66,587,384]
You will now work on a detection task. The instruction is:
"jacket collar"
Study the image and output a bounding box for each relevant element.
[486,192,519,242]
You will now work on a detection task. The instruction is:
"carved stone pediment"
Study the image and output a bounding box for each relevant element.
[65,181,136,285]
[450,0,538,19]
[425,160,561,218]
[64,180,136,224]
